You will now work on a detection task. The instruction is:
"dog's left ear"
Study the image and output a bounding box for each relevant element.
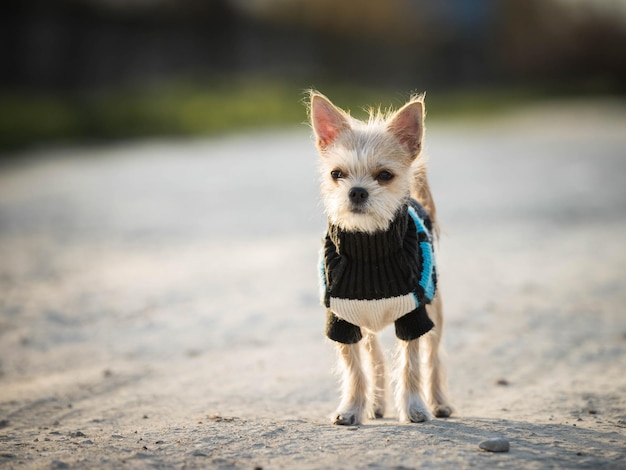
[388,99,424,159]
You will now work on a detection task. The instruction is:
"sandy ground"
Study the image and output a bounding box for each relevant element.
[1,100,626,469]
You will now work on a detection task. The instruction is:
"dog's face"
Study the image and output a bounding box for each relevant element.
[310,93,425,233]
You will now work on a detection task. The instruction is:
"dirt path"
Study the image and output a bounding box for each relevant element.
[1,100,625,468]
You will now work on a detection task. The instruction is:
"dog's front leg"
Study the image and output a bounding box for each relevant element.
[396,338,432,423]
[334,342,367,425]
[363,332,385,419]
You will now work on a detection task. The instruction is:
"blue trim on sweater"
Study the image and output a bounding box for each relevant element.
[408,205,428,234]
[409,203,436,301]
[419,241,436,300]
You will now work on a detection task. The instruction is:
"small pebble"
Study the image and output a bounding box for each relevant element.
[495,378,510,386]
[479,437,510,452]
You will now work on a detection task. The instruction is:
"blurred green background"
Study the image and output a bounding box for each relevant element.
[1,0,625,151]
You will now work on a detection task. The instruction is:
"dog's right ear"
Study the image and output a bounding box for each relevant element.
[310,93,349,151]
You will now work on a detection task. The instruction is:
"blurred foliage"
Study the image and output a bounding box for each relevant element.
[0,79,302,151]
[2,77,617,153]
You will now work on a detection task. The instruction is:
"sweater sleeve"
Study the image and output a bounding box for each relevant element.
[326,309,363,344]
[321,233,363,344]
[394,304,434,341]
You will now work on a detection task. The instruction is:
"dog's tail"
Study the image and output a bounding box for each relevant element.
[411,162,439,240]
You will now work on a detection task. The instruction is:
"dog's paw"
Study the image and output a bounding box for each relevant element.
[433,404,453,418]
[367,406,384,420]
[407,407,431,423]
[333,412,361,426]
[399,394,432,423]
[369,398,385,419]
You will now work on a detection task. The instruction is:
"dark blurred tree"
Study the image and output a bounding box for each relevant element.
[2,0,624,92]
[0,0,239,91]
[498,0,626,89]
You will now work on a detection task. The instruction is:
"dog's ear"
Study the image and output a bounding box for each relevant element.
[310,93,349,151]
[388,98,424,159]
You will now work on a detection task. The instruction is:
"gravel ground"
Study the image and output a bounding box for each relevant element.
[1,99,625,469]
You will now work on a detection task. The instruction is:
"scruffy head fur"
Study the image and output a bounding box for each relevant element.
[309,91,435,234]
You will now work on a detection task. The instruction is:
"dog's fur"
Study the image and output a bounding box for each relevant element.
[309,91,452,424]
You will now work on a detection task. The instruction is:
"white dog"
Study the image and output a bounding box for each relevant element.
[309,92,453,425]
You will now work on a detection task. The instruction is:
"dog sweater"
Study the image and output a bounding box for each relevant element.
[320,199,436,344]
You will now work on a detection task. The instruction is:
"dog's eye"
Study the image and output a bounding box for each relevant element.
[375,170,394,183]
[330,169,344,180]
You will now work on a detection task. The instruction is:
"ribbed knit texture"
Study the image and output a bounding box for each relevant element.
[320,199,436,343]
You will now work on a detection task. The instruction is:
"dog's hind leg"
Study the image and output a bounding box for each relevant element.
[422,295,453,418]
[363,331,386,419]
[395,337,432,423]
[334,342,368,425]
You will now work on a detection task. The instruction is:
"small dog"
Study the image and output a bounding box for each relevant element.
[309,91,453,425]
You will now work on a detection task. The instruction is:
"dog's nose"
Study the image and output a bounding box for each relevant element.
[349,187,369,205]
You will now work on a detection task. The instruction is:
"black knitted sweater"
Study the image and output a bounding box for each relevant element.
[320,199,436,343]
